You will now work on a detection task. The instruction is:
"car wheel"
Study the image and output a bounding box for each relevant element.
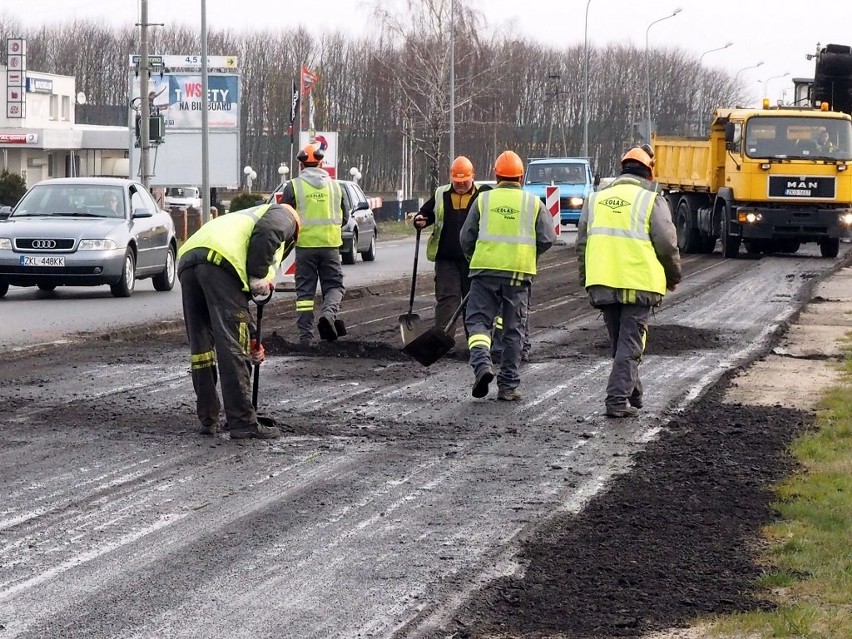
[152,245,176,291]
[0,280,8,298]
[361,232,377,261]
[37,283,57,292]
[110,249,136,298]
[342,233,357,265]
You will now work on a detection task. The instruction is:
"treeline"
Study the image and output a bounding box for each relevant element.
[0,0,744,195]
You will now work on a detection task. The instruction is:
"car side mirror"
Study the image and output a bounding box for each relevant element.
[354,202,370,212]
[0,206,11,220]
[132,208,154,219]
[593,174,601,187]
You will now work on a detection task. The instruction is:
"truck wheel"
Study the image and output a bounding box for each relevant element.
[819,238,840,258]
[676,198,702,253]
[744,240,762,255]
[721,209,740,258]
[0,281,8,298]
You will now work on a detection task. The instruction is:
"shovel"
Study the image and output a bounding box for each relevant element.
[251,289,278,429]
[403,292,470,367]
[398,227,423,345]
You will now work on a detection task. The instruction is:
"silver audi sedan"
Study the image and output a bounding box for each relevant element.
[0,177,177,298]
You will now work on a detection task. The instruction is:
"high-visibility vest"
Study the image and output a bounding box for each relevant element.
[426,184,453,261]
[178,203,285,291]
[469,188,538,275]
[292,177,343,248]
[584,180,666,294]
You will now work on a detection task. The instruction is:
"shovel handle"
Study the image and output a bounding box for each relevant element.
[251,300,264,410]
[407,228,421,315]
[443,291,471,334]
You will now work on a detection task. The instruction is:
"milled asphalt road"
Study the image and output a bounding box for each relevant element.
[0,241,847,638]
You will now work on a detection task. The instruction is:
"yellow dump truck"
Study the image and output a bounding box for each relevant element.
[653,103,852,257]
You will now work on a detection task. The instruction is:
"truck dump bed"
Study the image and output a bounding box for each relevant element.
[653,134,724,193]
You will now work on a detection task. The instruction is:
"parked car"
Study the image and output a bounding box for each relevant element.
[0,177,177,298]
[269,179,377,264]
[164,186,202,210]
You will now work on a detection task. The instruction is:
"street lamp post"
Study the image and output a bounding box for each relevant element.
[734,61,764,85]
[582,0,592,160]
[696,41,733,135]
[277,162,289,185]
[449,0,455,164]
[243,165,256,192]
[763,72,790,100]
[644,8,682,141]
[349,166,362,185]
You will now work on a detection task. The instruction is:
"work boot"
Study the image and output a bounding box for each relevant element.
[521,351,531,363]
[471,369,494,398]
[334,319,347,337]
[199,422,220,436]
[605,404,640,418]
[628,391,643,409]
[497,388,522,401]
[317,315,338,342]
[230,422,282,439]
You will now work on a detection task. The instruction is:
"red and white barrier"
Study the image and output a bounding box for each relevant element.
[275,243,297,291]
[546,185,561,236]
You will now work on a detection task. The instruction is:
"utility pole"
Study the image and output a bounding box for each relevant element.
[448,0,455,164]
[200,0,211,222]
[139,0,151,189]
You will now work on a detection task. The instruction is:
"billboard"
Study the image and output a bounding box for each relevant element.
[299,131,339,178]
[131,73,240,130]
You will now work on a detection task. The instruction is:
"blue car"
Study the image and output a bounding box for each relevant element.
[523,158,596,226]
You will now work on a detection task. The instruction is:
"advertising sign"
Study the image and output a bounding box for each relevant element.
[131,73,240,130]
[298,131,339,178]
[6,38,26,119]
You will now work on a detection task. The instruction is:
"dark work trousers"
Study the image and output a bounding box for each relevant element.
[180,263,256,432]
[295,247,346,342]
[433,258,470,337]
[600,303,651,409]
[492,286,532,359]
[465,275,530,391]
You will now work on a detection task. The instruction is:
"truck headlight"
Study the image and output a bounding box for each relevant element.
[78,239,117,250]
[738,211,762,223]
[0,238,11,250]
[840,213,852,226]
[569,197,584,208]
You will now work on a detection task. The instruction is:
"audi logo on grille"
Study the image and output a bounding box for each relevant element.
[31,240,58,249]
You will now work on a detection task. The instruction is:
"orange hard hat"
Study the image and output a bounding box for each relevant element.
[494,150,524,178]
[297,144,324,165]
[449,155,474,182]
[620,145,655,171]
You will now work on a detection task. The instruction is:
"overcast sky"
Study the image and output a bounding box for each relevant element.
[4,0,852,104]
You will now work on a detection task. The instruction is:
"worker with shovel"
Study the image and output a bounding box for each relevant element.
[177,201,300,439]
[460,151,556,400]
[412,156,489,348]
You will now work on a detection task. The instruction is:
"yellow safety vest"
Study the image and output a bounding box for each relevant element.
[426,184,452,261]
[292,177,343,248]
[584,181,667,294]
[469,188,538,275]
[178,203,285,291]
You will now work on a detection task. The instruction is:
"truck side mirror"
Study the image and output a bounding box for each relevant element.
[725,122,736,143]
[593,174,601,187]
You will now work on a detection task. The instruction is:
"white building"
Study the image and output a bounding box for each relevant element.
[0,64,128,188]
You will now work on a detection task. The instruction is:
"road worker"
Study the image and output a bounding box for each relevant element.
[460,150,556,400]
[413,156,490,345]
[576,145,681,418]
[177,202,300,439]
[278,143,348,345]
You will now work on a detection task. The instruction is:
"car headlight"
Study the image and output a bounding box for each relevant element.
[569,197,584,208]
[78,239,118,250]
[0,238,11,250]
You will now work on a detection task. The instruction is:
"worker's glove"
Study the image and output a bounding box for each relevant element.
[250,339,266,365]
[413,214,428,229]
[249,277,274,298]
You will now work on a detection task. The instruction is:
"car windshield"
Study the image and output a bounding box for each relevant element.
[744,116,852,160]
[166,187,199,198]
[525,164,587,185]
[12,184,127,218]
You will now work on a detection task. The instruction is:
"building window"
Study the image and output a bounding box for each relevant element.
[49,95,58,120]
[47,153,54,177]
[61,96,70,121]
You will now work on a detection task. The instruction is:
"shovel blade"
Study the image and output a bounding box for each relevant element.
[398,312,423,345]
[402,327,456,367]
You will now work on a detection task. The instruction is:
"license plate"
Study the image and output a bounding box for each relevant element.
[20,255,65,267]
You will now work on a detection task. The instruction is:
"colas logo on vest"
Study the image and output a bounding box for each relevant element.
[305,193,328,201]
[600,196,630,210]
[493,205,519,219]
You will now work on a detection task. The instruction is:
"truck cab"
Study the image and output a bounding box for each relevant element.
[522,157,595,226]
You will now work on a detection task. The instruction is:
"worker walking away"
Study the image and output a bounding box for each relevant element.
[413,155,489,346]
[178,201,300,439]
[576,145,681,418]
[461,150,556,400]
[278,143,349,345]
